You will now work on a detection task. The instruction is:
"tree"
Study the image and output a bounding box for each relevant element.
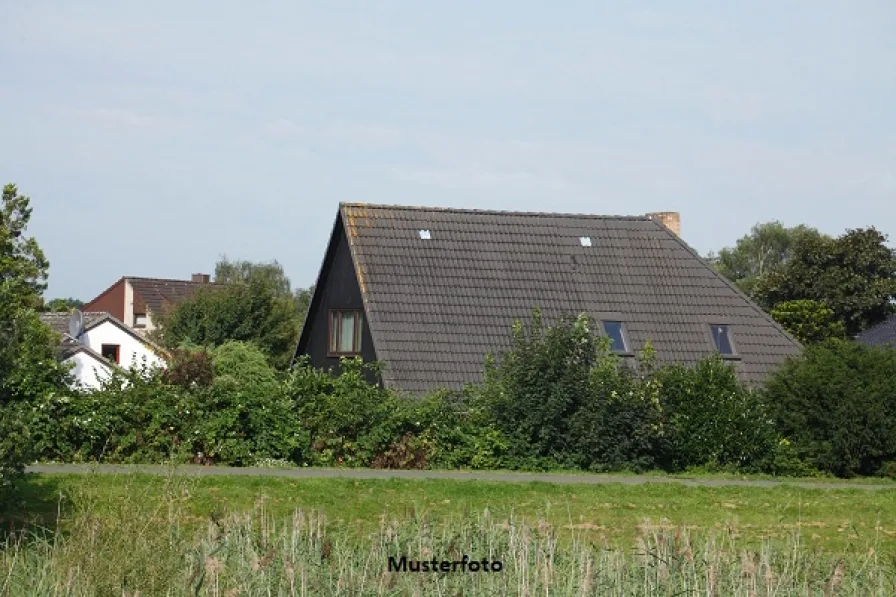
[769,299,845,345]
[42,297,85,312]
[1,184,50,309]
[765,339,896,477]
[0,184,69,499]
[215,256,292,297]
[753,228,896,336]
[707,221,824,296]
[155,276,300,369]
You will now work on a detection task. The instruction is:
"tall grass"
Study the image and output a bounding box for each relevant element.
[2,474,894,595]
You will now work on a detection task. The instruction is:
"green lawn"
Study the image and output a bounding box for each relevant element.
[11,471,896,554]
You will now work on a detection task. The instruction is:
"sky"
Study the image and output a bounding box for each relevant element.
[1,1,894,300]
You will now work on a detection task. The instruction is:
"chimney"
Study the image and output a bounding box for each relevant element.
[646,211,681,236]
[191,273,211,284]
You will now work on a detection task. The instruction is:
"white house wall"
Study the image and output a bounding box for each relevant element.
[67,352,115,389]
[81,322,166,370]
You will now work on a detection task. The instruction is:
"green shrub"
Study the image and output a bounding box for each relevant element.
[765,339,896,477]
[655,356,777,472]
[482,311,600,468]
[568,348,668,472]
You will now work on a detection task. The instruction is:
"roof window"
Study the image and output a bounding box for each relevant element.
[579,236,592,247]
[601,320,629,353]
[418,229,431,240]
[710,324,737,357]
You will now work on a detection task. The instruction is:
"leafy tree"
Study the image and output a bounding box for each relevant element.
[42,297,84,312]
[155,276,300,369]
[1,184,50,308]
[0,183,68,499]
[215,256,293,297]
[769,299,845,344]
[752,228,896,336]
[765,339,896,477]
[707,221,824,296]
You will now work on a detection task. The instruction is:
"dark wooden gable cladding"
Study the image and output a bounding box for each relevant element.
[295,212,378,382]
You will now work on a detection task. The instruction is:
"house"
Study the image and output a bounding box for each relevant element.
[294,203,802,393]
[856,315,896,347]
[39,311,167,389]
[83,274,217,333]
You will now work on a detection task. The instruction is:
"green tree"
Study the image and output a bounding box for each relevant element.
[215,256,293,297]
[765,339,896,477]
[769,299,845,344]
[707,222,824,296]
[753,228,896,336]
[155,276,300,369]
[0,184,69,499]
[42,297,85,312]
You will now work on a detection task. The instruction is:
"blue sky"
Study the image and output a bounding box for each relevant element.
[2,1,894,300]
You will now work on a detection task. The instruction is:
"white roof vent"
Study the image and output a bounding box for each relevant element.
[418,229,431,240]
[579,236,592,247]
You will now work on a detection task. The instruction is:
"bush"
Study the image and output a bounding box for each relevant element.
[482,311,601,468]
[568,348,668,472]
[764,339,896,477]
[655,356,777,472]
[32,342,307,466]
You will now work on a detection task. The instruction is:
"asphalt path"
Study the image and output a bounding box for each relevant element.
[25,463,896,490]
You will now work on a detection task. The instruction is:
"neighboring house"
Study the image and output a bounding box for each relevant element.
[39,311,168,389]
[294,203,802,393]
[83,274,217,333]
[856,315,896,347]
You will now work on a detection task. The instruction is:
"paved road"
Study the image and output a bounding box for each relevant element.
[25,463,896,490]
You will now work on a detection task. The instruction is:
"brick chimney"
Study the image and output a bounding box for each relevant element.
[191,273,211,284]
[646,211,681,236]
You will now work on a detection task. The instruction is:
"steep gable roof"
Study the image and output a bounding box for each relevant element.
[308,203,801,393]
[856,315,896,347]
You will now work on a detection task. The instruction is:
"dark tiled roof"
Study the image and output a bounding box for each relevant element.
[126,277,222,315]
[338,203,802,392]
[856,316,896,347]
[39,311,109,335]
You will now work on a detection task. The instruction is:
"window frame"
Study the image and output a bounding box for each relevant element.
[328,309,363,356]
[708,324,740,359]
[600,320,633,355]
[133,313,147,328]
[101,344,121,364]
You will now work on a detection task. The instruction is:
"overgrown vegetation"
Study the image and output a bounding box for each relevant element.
[24,311,896,479]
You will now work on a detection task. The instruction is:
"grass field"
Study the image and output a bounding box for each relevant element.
[3,471,896,595]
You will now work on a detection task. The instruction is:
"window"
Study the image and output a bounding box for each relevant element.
[601,321,629,352]
[101,344,120,364]
[579,236,592,247]
[710,324,737,356]
[134,313,147,328]
[329,310,363,355]
[418,229,431,240]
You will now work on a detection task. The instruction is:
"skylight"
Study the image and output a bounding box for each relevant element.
[579,236,592,247]
[710,324,736,356]
[418,229,431,240]
[601,320,629,352]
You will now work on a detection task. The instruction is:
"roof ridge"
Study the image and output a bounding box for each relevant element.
[126,276,217,284]
[340,202,653,221]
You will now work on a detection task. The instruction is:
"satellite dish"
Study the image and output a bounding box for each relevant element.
[68,309,84,338]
